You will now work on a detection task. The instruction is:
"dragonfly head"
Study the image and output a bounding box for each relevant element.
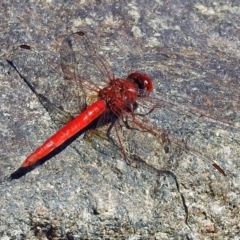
[127,72,153,96]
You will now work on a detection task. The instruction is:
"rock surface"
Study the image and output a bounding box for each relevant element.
[0,0,240,239]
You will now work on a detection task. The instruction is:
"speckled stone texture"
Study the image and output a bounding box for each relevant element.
[0,0,240,239]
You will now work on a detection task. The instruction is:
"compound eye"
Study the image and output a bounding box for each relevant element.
[142,76,153,93]
[143,79,151,91]
[127,72,153,93]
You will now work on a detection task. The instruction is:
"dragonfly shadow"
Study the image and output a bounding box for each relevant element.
[7,58,117,179]
[126,154,189,227]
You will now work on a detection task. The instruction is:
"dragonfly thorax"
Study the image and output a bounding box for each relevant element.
[98,78,138,114]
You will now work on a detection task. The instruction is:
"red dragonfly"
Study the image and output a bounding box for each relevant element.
[9,31,227,176]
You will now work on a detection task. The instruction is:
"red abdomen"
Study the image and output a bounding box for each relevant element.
[21,100,106,167]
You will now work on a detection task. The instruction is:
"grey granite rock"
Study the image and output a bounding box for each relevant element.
[0,0,240,239]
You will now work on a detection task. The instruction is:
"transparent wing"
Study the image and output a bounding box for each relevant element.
[84,87,240,176]
[127,43,240,128]
[61,31,115,91]
[133,87,240,175]
[83,108,180,176]
[150,46,240,127]
[9,43,87,126]
[126,45,240,175]
[8,31,116,127]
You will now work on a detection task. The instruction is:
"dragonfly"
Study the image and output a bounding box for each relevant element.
[8,31,230,176]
